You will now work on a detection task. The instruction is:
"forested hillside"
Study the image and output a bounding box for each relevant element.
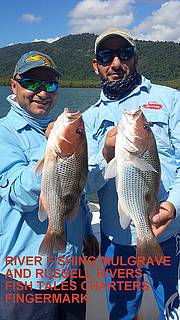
[0,33,179,88]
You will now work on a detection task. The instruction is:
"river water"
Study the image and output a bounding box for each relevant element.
[0,86,101,119]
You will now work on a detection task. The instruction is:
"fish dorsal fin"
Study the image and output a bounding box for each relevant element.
[118,203,131,229]
[33,156,45,175]
[38,193,48,222]
[104,157,117,179]
[128,154,158,173]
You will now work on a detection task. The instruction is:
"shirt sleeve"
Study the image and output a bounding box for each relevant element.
[166,90,180,218]
[83,114,108,194]
[0,126,42,213]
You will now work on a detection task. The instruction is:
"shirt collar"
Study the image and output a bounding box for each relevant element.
[87,76,152,131]
[6,94,51,133]
[7,108,31,131]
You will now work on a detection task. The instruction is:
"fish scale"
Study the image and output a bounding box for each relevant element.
[43,154,86,231]
[47,155,83,224]
[118,160,157,237]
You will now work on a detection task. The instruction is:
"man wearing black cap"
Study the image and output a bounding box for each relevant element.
[83,27,180,319]
[0,51,99,320]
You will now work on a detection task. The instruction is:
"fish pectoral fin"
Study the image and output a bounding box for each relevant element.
[38,193,49,222]
[118,204,131,229]
[33,156,45,175]
[65,200,80,222]
[128,155,158,173]
[104,158,117,179]
[38,207,48,222]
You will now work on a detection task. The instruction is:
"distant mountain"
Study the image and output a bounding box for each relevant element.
[0,33,179,88]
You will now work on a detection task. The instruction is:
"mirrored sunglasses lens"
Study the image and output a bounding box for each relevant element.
[17,79,58,92]
[96,47,134,63]
[19,79,41,91]
[96,50,114,64]
[28,80,41,91]
[44,81,58,93]
[119,47,134,61]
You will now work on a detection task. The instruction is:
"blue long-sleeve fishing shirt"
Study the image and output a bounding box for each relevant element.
[83,76,180,245]
[0,95,93,289]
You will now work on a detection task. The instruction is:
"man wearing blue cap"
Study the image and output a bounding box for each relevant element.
[0,51,99,320]
[83,27,180,319]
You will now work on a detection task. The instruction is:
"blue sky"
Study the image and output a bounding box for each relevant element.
[0,0,179,48]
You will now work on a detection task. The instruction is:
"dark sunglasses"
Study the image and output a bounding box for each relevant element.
[16,78,59,93]
[96,47,135,64]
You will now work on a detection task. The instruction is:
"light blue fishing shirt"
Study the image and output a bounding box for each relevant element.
[83,76,180,245]
[0,95,93,289]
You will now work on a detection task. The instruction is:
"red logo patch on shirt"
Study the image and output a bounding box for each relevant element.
[142,102,162,110]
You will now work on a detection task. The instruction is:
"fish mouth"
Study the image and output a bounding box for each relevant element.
[120,108,150,155]
[123,107,142,120]
[64,107,82,122]
[123,107,150,130]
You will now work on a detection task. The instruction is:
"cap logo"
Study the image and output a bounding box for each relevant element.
[143,102,162,110]
[25,54,53,67]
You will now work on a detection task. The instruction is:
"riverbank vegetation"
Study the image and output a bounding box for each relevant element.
[0,33,179,89]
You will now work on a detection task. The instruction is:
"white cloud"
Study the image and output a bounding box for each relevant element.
[68,0,180,42]
[21,13,42,23]
[68,0,135,34]
[32,36,60,43]
[132,1,180,42]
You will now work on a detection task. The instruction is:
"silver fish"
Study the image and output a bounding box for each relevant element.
[105,108,164,262]
[34,108,88,255]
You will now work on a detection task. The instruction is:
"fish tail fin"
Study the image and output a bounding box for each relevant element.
[136,236,164,265]
[38,229,66,256]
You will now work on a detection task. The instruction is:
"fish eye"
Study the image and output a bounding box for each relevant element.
[76,128,82,135]
[143,124,150,131]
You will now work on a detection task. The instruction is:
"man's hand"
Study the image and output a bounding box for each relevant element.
[45,121,55,138]
[83,235,99,259]
[150,201,175,237]
[102,127,117,163]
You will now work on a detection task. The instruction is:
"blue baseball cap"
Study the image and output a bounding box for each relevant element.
[13,51,62,78]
